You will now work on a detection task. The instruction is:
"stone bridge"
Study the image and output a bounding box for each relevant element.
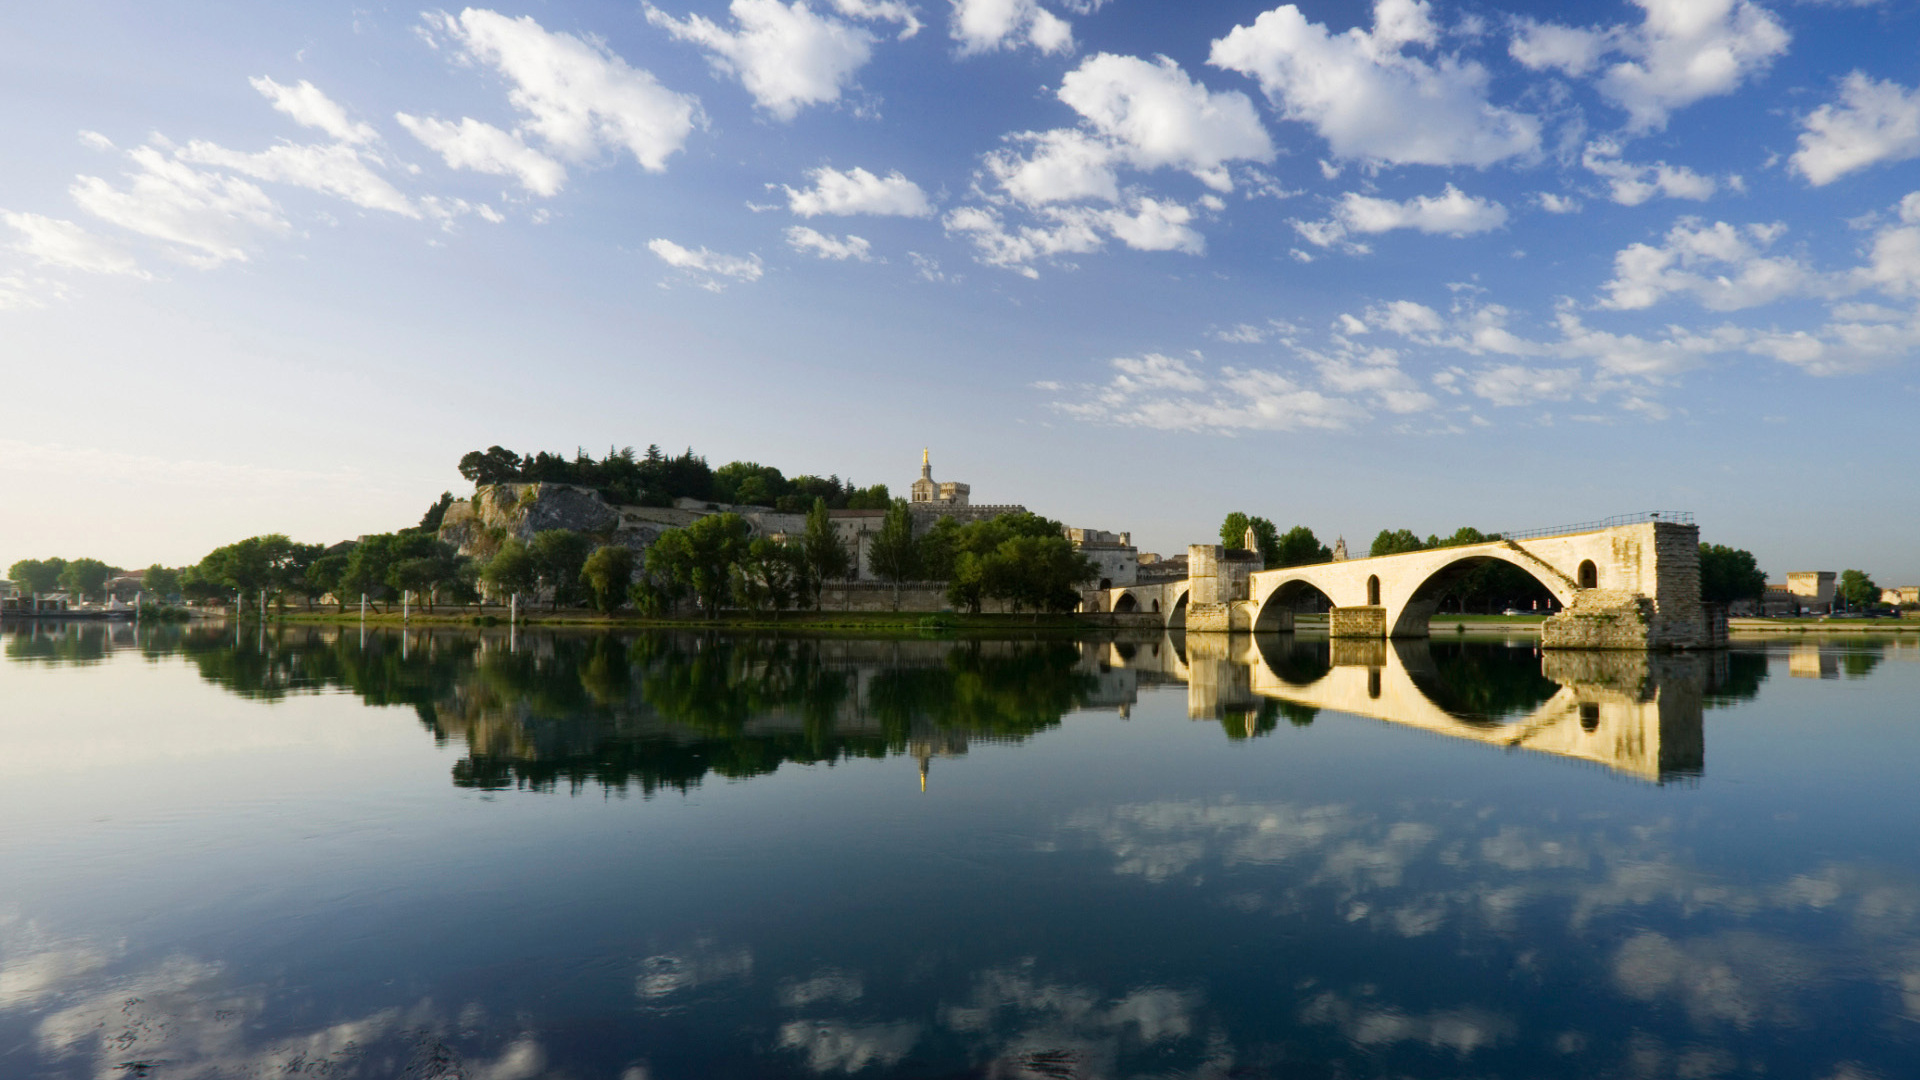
[1097,516,1720,650]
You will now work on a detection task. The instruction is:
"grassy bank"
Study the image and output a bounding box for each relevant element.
[258,607,1105,636]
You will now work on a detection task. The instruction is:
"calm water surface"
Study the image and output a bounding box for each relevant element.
[1,622,1916,1079]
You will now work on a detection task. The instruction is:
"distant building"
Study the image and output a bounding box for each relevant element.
[1763,571,1836,616]
[1883,586,1918,607]
[829,450,1030,580]
[1331,536,1350,562]
[910,448,969,507]
[1065,527,1138,589]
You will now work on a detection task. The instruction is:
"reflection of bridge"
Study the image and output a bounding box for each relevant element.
[1100,516,1720,650]
[1090,633,1708,782]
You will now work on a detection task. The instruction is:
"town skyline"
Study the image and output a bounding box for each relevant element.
[4,0,1917,580]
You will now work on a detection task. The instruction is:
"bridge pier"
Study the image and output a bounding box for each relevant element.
[1329,606,1386,638]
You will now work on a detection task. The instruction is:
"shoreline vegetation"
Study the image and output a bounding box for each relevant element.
[163,607,1920,636]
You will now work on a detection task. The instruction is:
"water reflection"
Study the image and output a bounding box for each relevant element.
[0,621,1811,787]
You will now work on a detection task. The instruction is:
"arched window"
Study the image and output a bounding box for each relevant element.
[1099,578,1112,591]
[1367,575,1380,606]
[1152,599,1161,613]
[1578,560,1598,589]
[1367,669,1382,699]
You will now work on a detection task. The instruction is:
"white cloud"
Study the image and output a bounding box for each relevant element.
[785,225,874,260]
[2,212,147,277]
[1508,19,1611,78]
[1536,192,1582,213]
[248,77,377,145]
[1056,53,1273,191]
[648,237,764,290]
[1791,72,1920,186]
[827,0,921,38]
[1601,219,1814,311]
[1338,185,1508,236]
[1299,185,1507,250]
[1209,0,1541,167]
[645,0,874,120]
[949,0,1073,57]
[1100,196,1203,253]
[396,113,567,196]
[783,165,932,217]
[1581,140,1718,205]
[1511,0,1790,133]
[178,140,417,217]
[430,8,699,169]
[70,145,287,267]
[1470,364,1584,406]
[777,1021,921,1073]
[943,203,1104,277]
[986,129,1121,206]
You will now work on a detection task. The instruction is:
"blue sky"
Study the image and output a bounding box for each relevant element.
[3,0,1917,582]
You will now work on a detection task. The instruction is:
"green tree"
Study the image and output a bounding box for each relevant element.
[415,492,455,533]
[647,513,751,617]
[58,558,117,601]
[736,537,805,615]
[1839,569,1880,610]
[458,445,525,486]
[1220,513,1281,563]
[1370,529,1426,557]
[802,497,851,608]
[342,534,399,611]
[483,539,538,605]
[868,498,920,609]
[530,529,593,610]
[1698,544,1767,604]
[141,564,183,601]
[198,535,299,610]
[10,558,68,595]
[582,544,636,614]
[305,554,350,612]
[1273,526,1332,567]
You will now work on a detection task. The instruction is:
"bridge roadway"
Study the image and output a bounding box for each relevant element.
[1099,517,1717,650]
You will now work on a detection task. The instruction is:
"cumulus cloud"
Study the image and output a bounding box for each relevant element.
[827,0,921,38]
[177,140,417,217]
[648,237,764,290]
[1510,0,1790,133]
[949,0,1074,56]
[944,196,1204,275]
[1297,185,1507,251]
[1056,53,1273,191]
[1582,140,1719,205]
[986,129,1122,206]
[249,77,377,145]
[1792,72,1920,186]
[1601,219,1814,311]
[429,8,699,169]
[396,114,567,196]
[783,165,932,217]
[785,225,874,260]
[1470,364,1585,406]
[70,145,287,266]
[2,212,147,277]
[1209,0,1541,167]
[645,0,875,120]
[1051,351,1387,432]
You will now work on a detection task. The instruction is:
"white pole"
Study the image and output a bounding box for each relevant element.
[361,593,367,620]
[403,591,410,623]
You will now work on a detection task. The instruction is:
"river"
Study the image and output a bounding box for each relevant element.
[1,621,1915,1079]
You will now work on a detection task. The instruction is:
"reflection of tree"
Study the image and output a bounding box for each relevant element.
[1704,650,1769,707]
[1408,642,1562,724]
[3,624,115,665]
[1840,648,1883,679]
[139,626,1101,797]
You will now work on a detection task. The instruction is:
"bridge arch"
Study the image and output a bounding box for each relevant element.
[1390,550,1577,637]
[1113,592,1139,614]
[1253,578,1334,633]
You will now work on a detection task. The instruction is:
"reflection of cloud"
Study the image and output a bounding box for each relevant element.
[0,933,111,1011]
[938,960,1203,1078]
[777,1020,921,1073]
[1300,990,1514,1054]
[778,970,864,1007]
[23,947,538,1080]
[1064,799,1357,882]
[1612,931,1816,1029]
[637,942,754,1000]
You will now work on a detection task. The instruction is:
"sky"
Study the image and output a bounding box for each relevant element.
[3,0,1917,582]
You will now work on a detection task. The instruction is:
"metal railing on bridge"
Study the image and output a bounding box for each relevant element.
[1495,511,1694,542]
